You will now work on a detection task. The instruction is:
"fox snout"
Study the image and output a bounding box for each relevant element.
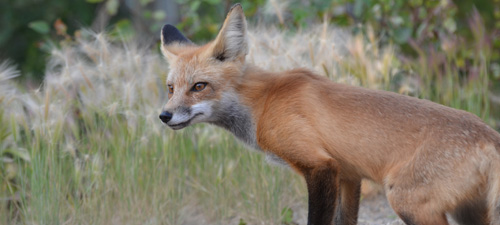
[159,102,213,130]
[159,108,192,130]
[159,111,173,123]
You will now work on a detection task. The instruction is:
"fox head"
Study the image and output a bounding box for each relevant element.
[159,4,248,130]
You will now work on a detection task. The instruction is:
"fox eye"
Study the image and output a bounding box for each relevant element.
[191,82,208,92]
[168,84,174,94]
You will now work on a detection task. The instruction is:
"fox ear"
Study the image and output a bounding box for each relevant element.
[160,24,193,60]
[211,4,248,62]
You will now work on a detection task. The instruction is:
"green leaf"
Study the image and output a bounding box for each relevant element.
[390,16,404,26]
[190,1,201,12]
[86,0,104,3]
[443,17,456,33]
[281,207,294,224]
[143,10,152,19]
[106,0,119,15]
[393,27,412,44]
[28,21,49,34]
[153,10,166,21]
[109,19,135,41]
[353,0,364,18]
[292,8,309,27]
[238,218,247,225]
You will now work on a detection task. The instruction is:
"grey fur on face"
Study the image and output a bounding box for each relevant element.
[210,93,259,150]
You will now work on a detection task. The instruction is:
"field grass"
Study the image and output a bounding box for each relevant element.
[0,21,496,224]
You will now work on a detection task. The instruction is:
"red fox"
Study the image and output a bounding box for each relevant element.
[159,4,500,225]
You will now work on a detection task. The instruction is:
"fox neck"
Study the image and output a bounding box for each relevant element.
[210,92,260,150]
[209,65,291,166]
[210,65,274,149]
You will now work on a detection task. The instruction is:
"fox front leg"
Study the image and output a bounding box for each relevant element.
[303,158,340,225]
[334,179,362,225]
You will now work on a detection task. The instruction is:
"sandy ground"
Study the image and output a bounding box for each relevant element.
[358,194,458,225]
[290,192,460,225]
[290,193,404,225]
[187,192,461,225]
[357,194,404,225]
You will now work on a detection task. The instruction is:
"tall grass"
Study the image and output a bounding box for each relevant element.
[0,20,496,224]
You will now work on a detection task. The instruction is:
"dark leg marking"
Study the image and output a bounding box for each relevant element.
[451,199,488,225]
[334,180,361,225]
[399,212,417,225]
[304,159,339,225]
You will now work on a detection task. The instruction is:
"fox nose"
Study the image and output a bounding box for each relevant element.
[159,111,173,123]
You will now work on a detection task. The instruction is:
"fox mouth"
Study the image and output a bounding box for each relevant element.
[168,113,203,130]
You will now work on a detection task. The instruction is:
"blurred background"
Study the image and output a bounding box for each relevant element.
[1,0,500,224]
[2,0,499,81]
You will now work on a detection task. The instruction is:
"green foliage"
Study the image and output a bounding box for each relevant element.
[28,21,50,34]
[281,206,294,224]
[238,218,248,225]
[1,0,498,82]
[109,19,135,41]
[268,0,498,57]
[0,0,97,80]
[0,106,30,223]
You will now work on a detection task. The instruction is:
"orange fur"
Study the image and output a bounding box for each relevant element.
[159,4,500,225]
